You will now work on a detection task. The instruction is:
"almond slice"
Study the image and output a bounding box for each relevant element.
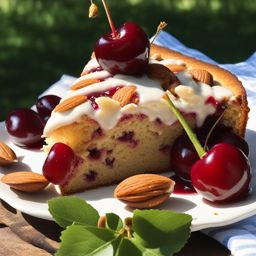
[1,171,49,192]
[166,64,186,73]
[114,174,175,209]
[71,78,100,90]
[0,142,17,166]
[112,86,137,107]
[54,95,87,113]
[189,69,213,86]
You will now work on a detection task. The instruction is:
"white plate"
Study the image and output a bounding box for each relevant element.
[0,78,255,232]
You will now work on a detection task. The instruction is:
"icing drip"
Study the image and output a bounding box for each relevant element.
[43,58,233,136]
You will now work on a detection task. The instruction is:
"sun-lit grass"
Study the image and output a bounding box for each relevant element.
[0,0,256,120]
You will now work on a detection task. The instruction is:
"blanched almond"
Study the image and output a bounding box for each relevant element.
[0,142,17,166]
[1,171,49,192]
[54,95,87,113]
[112,86,137,107]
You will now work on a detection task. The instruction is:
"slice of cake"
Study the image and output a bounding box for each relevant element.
[43,44,249,195]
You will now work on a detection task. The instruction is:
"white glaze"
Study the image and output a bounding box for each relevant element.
[43,58,234,136]
[81,58,100,73]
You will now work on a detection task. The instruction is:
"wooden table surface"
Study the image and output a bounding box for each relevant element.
[0,200,231,256]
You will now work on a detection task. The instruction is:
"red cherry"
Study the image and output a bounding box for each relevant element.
[170,135,199,181]
[5,108,44,148]
[191,143,251,203]
[36,95,61,123]
[165,93,251,204]
[95,22,150,75]
[43,143,77,185]
[211,132,249,156]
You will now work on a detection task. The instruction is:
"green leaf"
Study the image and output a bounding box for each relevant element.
[56,225,121,256]
[48,196,99,228]
[116,239,170,256]
[132,209,192,255]
[131,242,173,256]
[49,198,192,256]
[105,213,123,232]
[116,238,142,256]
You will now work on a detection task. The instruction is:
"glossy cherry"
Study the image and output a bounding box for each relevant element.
[191,143,251,203]
[196,121,232,147]
[210,132,249,156]
[95,22,149,75]
[5,108,44,147]
[165,93,251,204]
[170,134,199,181]
[36,95,61,123]
[43,143,76,185]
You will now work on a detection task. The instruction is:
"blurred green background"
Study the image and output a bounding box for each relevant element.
[0,0,256,120]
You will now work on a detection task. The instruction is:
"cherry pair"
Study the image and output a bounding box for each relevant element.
[166,96,251,204]
[5,95,60,148]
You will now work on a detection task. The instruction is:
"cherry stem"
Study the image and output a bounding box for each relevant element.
[166,92,206,158]
[101,0,117,37]
[203,110,226,150]
[151,21,167,44]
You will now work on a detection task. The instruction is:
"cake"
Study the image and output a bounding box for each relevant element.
[43,44,249,195]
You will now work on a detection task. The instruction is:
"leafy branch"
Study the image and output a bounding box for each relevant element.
[48,196,192,256]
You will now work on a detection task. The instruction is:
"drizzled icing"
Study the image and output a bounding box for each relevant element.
[43,58,233,136]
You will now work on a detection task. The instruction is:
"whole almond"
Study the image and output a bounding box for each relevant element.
[166,64,186,73]
[71,78,100,90]
[189,69,213,86]
[1,171,49,192]
[147,63,180,94]
[0,142,17,166]
[112,86,137,107]
[54,95,87,113]
[114,174,175,209]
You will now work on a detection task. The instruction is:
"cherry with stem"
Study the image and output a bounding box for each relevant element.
[166,92,251,203]
[94,0,150,75]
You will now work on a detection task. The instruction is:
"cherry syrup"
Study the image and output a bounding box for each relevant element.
[171,175,196,195]
[86,86,123,110]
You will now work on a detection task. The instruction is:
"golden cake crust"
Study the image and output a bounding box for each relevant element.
[151,44,249,136]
